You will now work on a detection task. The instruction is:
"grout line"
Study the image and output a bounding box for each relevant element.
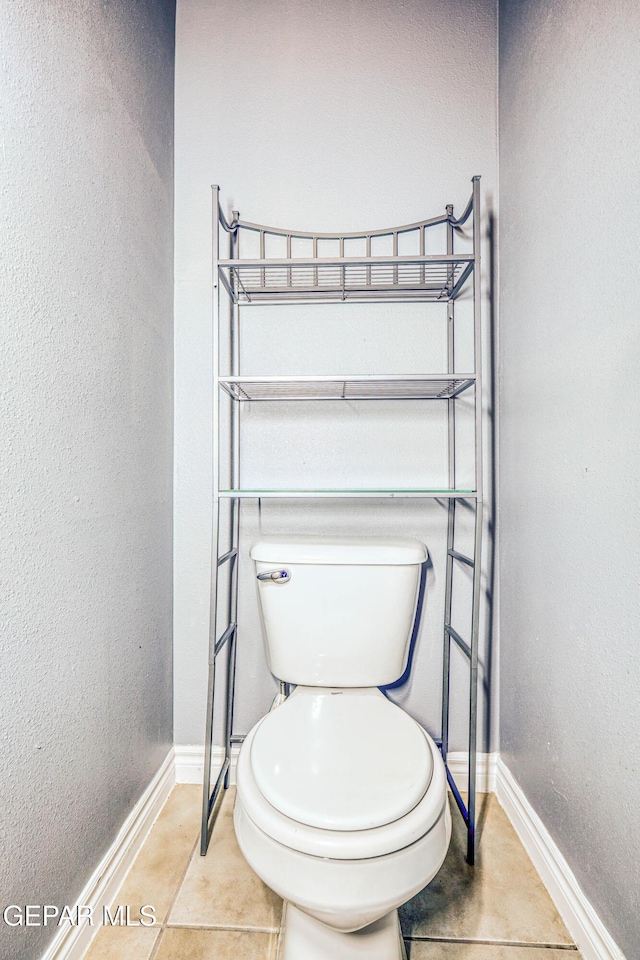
[405,935,578,950]
[164,922,279,934]
[274,902,287,960]
[147,792,205,960]
[147,785,280,958]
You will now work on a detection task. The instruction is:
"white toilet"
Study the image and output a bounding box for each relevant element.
[233,536,451,960]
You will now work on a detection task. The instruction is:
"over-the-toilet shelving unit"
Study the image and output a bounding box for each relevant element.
[201,177,484,865]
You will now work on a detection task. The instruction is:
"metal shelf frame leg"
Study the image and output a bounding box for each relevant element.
[441,497,482,865]
[201,192,242,856]
[441,176,483,866]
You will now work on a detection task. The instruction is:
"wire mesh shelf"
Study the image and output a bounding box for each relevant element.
[218,374,475,401]
[218,255,473,304]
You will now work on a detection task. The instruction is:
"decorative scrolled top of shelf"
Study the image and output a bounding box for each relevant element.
[217,179,477,241]
[225,210,450,243]
[215,178,478,304]
[446,177,479,228]
[218,205,239,234]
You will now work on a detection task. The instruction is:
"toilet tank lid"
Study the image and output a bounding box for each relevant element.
[250,536,427,565]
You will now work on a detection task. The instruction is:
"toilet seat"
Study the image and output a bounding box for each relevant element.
[250,687,433,831]
[237,689,448,860]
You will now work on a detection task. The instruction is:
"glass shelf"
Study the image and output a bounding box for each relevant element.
[218,488,477,499]
[218,375,474,402]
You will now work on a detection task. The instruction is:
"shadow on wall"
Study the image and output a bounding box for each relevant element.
[483,202,497,758]
[385,196,498,763]
[383,557,430,691]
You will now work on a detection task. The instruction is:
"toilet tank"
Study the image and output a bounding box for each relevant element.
[250,536,427,687]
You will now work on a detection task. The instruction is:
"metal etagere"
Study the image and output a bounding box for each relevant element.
[201,177,484,865]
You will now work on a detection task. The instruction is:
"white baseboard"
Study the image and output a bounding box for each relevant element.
[174,745,494,792]
[445,751,497,793]
[174,746,495,791]
[496,758,626,960]
[174,744,239,785]
[40,749,175,960]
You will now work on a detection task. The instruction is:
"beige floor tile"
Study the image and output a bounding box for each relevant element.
[406,943,579,959]
[154,926,277,960]
[83,924,159,960]
[108,784,201,924]
[168,787,283,931]
[400,794,574,945]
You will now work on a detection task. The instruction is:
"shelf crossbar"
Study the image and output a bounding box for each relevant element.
[444,624,472,661]
[446,765,471,828]
[217,547,237,567]
[213,622,236,660]
[218,254,473,268]
[217,489,478,499]
[448,548,474,567]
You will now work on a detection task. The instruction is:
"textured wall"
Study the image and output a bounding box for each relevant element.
[0,2,175,957]
[174,0,497,750]
[499,1,640,954]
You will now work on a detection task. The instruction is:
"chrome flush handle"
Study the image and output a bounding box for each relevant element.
[256,569,291,584]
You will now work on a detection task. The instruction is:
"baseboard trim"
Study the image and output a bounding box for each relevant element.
[173,746,495,791]
[174,744,240,785]
[40,749,175,960]
[496,759,626,960]
[174,745,494,792]
[445,751,497,793]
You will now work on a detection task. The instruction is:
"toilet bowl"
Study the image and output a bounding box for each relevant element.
[234,687,451,958]
[234,537,451,959]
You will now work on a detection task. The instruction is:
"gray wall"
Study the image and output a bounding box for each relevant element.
[174,0,498,755]
[0,2,175,958]
[499,1,640,955]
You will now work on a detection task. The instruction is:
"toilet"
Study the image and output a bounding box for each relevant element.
[233,536,451,960]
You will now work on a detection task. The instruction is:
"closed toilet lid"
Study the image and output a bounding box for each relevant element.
[250,689,433,831]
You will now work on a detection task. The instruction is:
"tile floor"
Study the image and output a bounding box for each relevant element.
[82,784,581,960]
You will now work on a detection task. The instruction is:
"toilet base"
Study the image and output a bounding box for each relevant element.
[282,903,407,960]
